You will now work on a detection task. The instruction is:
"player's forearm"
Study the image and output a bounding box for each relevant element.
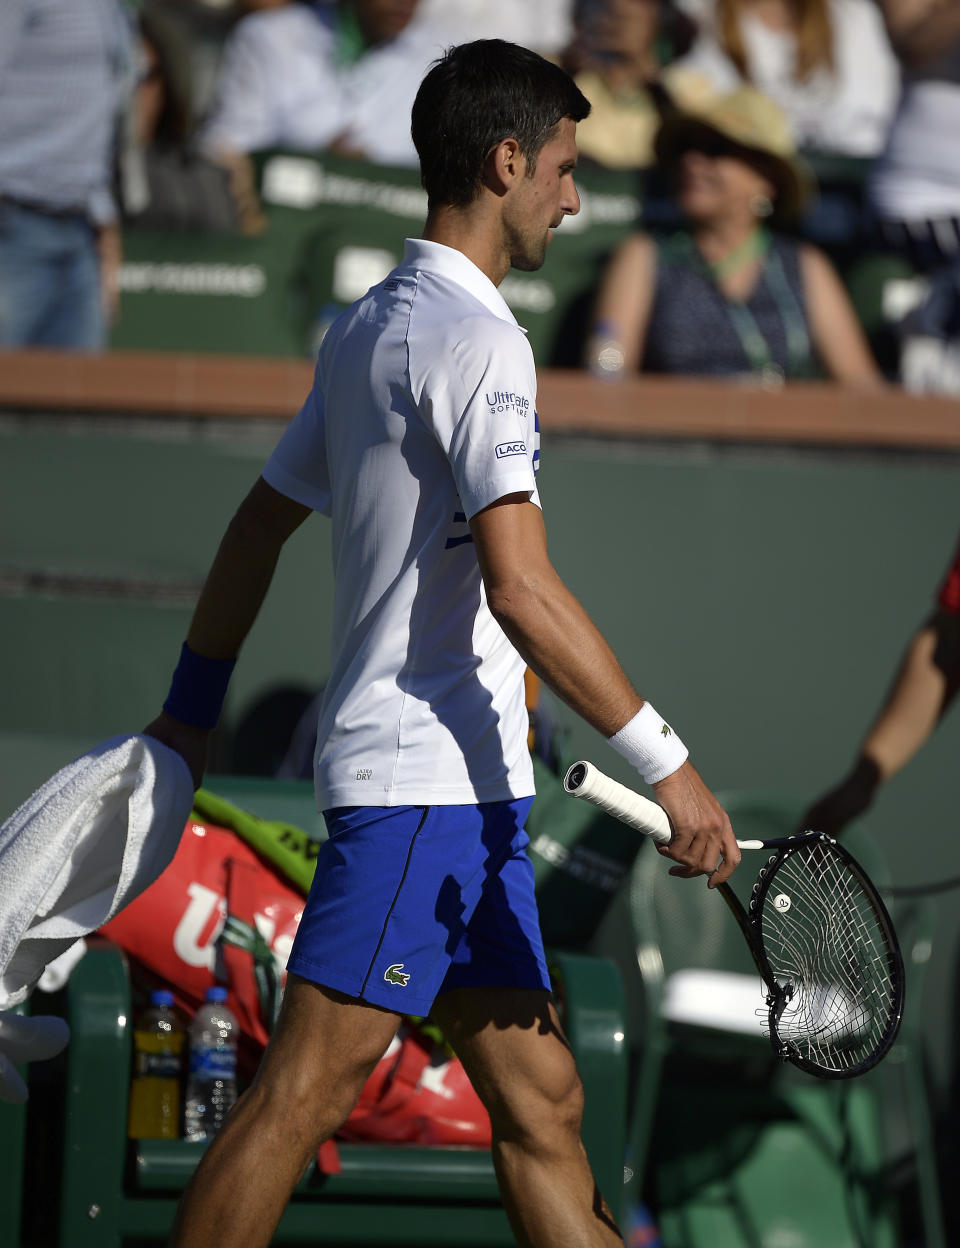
[186,515,283,660]
[185,478,310,661]
[859,625,946,779]
[487,568,642,737]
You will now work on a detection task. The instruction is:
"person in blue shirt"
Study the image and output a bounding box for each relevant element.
[0,0,132,350]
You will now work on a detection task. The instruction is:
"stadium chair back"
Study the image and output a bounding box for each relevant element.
[614,791,908,1247]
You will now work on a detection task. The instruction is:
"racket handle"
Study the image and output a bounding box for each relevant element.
[564,759,760,850]
[563,760,672,844]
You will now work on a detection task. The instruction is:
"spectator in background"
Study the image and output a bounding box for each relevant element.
[584,88,883,383]
[867,0,960,391]
[0,0,134,351]
[562,0,716,170]
[871,0,960,264]
[801,534,960,837]
[138,0,305,145]
[198,0,447,167]
[418,0,574,55]
[673,0,900,157]
[127,14,261,233]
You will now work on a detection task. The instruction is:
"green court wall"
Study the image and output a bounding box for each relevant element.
[2,412,958,1144]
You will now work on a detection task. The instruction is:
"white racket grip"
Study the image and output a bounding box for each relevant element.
[563,760,672,845]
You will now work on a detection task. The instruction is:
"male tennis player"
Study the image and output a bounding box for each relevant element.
[148,40,739,1248]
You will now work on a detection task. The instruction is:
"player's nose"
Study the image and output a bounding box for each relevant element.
[563,180,581,217]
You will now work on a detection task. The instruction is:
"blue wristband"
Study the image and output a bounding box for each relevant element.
[162,642,236,730]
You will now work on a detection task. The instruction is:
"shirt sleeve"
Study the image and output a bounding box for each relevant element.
[936,538,960,615]
[824,0,900,157]
[0,0,26,92]
[261,364,332,515]
[418,318,540,520]
[198,17,281,154]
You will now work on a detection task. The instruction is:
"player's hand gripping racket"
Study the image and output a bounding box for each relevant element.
[563,760,905,1078]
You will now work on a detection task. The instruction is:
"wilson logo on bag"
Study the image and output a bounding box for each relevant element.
[101,819,303,1057]
[101,813,491,1148]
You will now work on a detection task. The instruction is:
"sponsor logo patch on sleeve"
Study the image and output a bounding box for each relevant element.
[495,441,527,459]
[486,390,530,415]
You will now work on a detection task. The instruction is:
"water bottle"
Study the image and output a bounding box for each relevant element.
[184,986,238,1142]
[127,988,184,1139]
[585,318,627,380]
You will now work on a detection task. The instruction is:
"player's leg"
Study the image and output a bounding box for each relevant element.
[169,974,401,1248]
[430,800,623,1246]
[171,802,469,1247]
[431,986,623,1248]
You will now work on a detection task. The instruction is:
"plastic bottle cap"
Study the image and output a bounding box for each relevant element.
[150,989,175,1007]
[205,986,229,1003]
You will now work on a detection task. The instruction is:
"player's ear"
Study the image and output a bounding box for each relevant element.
[483,138,524,196]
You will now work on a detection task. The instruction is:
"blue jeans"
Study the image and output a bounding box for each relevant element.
[0,198,104,350]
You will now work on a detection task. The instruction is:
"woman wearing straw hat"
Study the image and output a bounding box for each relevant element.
[585,86,883,385]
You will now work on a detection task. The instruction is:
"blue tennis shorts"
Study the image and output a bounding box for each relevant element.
[285,798,550,1016]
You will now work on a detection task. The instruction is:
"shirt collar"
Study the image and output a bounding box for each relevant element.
[400,238,524,332]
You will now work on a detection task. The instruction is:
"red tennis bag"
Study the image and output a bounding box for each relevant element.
[102,818,298,1060]
[101,815,491,1147]
[343,1024,491,1147]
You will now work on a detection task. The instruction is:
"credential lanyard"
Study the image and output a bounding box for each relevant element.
[721,244,811,382]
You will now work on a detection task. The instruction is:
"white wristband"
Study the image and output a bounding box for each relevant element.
[607,702,689,786]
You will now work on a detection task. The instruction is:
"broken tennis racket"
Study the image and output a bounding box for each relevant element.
[563,760,905,1078]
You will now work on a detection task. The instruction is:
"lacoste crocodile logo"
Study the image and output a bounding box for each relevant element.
[384,963,410,986]
[661,724,672,737]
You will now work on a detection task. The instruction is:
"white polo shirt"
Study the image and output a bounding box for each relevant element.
[263,239,541,809]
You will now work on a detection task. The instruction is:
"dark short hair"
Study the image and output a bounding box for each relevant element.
[411,40,591,209]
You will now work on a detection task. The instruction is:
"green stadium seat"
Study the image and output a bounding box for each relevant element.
[592,789,940,1247]
[13,938,628,1244]
[0,1003,29,1248]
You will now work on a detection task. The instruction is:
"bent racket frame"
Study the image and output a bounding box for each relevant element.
[563,760,905,1079]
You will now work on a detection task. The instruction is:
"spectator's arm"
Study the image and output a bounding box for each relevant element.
[585,234,658,375]
[802,610,960,834]
[98,223,122,328]
[800,244,885,389]
[860,610,960,778]
[880,0,960,69]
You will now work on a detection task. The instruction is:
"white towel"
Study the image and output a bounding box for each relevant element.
[0,734,194,1011]
[36,937,89,993]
